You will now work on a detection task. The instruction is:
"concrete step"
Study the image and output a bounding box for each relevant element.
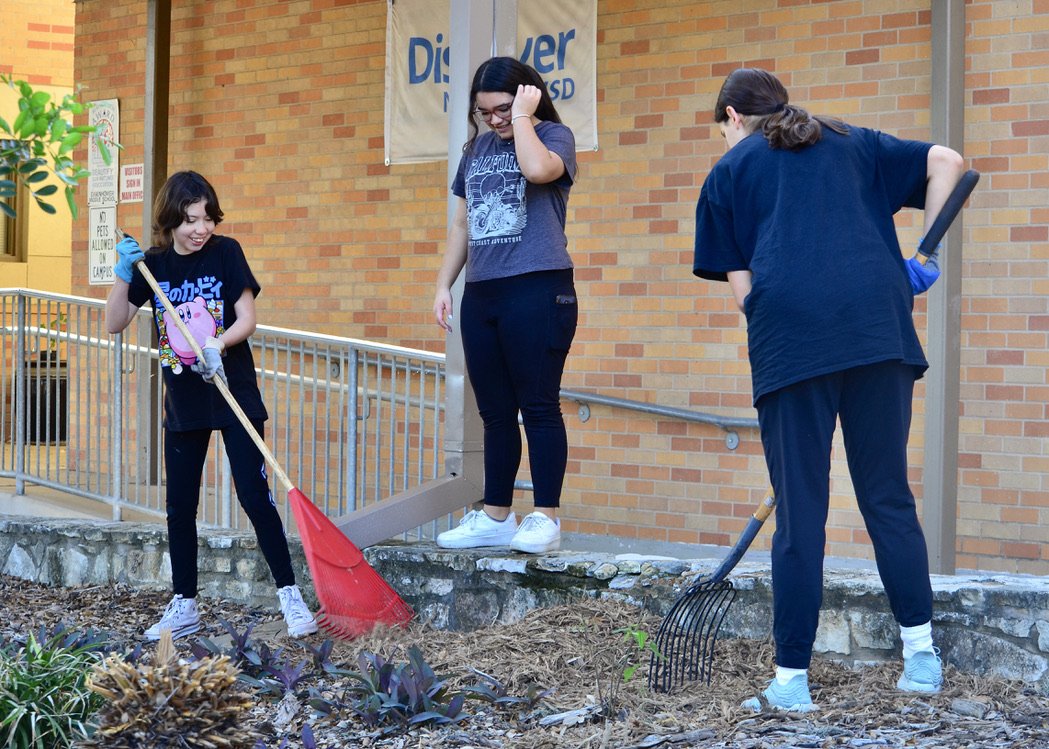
[1,514,1047,693]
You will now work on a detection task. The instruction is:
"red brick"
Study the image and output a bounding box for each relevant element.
[1011,226,1048,242]
[846,49,880,65]
[986,350,1024,366]
[1013,120,1049,137]
[972,88,1010,105]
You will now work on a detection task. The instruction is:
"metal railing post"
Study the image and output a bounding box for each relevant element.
[13,293,25,495]
[924,0,966,575]
[111,331,124,520]
[347,348,359,511]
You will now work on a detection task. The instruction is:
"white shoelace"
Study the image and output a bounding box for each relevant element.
[280,589,313,625]
[158,596,193,625]
[518,514,554,533]
[459,510,482,527]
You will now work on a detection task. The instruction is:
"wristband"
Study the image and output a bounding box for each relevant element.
[511,114,532,124]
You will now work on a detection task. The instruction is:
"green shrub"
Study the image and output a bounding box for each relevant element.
[0,626,108,749]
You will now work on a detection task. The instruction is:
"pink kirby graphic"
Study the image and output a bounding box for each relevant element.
[164,296,217,365]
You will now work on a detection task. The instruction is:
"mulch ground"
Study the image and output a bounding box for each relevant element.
[2,575,1048,748]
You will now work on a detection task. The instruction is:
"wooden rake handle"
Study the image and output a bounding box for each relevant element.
[130,254,295,495]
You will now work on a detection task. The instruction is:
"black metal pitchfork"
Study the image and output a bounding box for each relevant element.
[648,489,776,693]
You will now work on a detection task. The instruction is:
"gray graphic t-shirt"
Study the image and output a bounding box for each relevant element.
[452,121,577,282]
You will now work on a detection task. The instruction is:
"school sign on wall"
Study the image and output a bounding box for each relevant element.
[384,0,597,164]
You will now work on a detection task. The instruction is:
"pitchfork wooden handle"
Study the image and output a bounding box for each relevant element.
[753,490,776,523]
[130,256,295,495]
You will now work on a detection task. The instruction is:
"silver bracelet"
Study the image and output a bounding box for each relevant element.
[511,114,531,123]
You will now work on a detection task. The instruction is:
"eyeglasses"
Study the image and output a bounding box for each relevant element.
[473,103,513,122]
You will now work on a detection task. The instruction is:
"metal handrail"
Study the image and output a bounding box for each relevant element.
[559,387,757,452]
[512,388,760,492]
[561,388,759,431]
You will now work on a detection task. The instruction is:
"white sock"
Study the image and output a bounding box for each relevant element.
[900,621,934,658]
[775,666,807,686]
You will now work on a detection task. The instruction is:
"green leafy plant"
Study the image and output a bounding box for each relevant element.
[312,647,466,736]
[592,624,664,723]
[619,624,661,682]
[0,74,117,218]
[0,624,110,748]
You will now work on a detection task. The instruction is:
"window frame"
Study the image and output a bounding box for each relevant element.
[0,180,28,263]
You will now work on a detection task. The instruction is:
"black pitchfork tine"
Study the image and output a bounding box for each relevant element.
[649,489,776,692]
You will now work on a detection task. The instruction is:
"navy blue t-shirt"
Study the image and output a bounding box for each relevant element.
[693,125,933,404]
[128,235,268,431]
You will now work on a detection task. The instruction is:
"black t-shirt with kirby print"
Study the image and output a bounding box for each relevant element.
[127,235,268,431]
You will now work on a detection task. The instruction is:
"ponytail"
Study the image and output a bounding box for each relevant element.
[715,68,848,152]
[760,107,847,151]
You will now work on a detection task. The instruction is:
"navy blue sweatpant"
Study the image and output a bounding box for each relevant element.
[165,419,296,598]
[756,361,933,669]
[460,269,577,508]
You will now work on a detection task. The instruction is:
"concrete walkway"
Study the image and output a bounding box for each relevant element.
[0,478,158,522]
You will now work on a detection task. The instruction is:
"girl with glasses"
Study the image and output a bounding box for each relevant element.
[432,57,578,554]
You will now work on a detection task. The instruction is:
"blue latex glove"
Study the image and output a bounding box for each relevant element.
[190,336,226,383]
[906,240,941,294]
[114,236,145,283]
[114,234,145,281]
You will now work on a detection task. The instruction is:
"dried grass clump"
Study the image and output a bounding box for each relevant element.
[84,630,259,748]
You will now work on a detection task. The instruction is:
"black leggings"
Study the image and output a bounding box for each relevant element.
[165,419,295,598]
[757,361,932,669]
[460,269,577,508]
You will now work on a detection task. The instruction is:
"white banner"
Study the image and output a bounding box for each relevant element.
[384,0,597,165]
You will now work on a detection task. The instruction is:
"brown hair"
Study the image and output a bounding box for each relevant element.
[151,171,224,248]
[714,68,847,151]
[464,56,562,153]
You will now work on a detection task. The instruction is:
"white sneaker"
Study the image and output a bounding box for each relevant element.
[144,594,201,641]
[436,510,518,549]
[278,584,319,638]
[510,512,561,554]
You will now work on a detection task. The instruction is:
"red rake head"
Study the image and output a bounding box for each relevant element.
[312,563,415,640]
[288,488,414,640]
[317,599,415,640]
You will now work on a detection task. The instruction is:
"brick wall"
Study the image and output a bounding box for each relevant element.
[0,0,74,85]
[958,0,1049,572]
[0,0,75,290]
[71,0,1047,574]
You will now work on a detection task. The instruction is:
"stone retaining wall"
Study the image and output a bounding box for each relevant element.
[2,516,1047,693]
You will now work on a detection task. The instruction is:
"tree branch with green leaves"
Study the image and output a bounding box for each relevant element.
[0,74,119,219]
